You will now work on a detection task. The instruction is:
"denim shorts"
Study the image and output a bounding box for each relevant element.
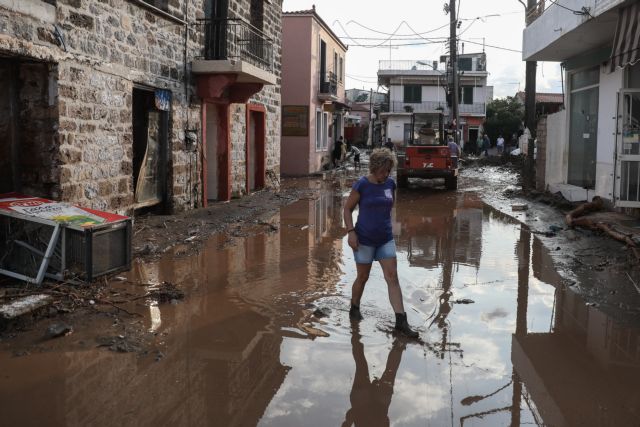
[353,240,397,264]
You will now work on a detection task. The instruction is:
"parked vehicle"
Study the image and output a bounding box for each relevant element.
[396,113,458,190]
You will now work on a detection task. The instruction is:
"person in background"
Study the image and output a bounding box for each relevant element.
[476,133,484,156]
[350,145,361,169]
[482,133,490,157]
[343,149,419,338]
[447,136,460,169]
[333,136,345,168]
[496,134,505,155]
[383,138,395,152]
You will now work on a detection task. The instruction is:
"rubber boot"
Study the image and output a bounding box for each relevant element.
[349,304,363,321]
[395,312,419,338]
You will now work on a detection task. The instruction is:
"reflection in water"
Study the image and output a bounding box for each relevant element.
[513,231,640,426]
[3,179,640,426]
[342,323,406,426]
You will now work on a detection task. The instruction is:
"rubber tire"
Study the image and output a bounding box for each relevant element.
[444,176,457,191]
[398,174,409,188]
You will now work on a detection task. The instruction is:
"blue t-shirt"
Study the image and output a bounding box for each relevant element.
[353,176,395,246]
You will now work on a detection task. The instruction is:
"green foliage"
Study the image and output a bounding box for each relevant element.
[483,96,524,141]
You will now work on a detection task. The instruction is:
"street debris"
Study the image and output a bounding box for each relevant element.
[511,203,528,211]
[45,322,73,339]
[566,196,640,260]
[0,294,52,320]
[453,298,475,304]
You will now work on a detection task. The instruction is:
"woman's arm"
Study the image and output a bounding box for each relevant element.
[343,189,360,250]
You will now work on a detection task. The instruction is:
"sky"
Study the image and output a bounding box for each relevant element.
[281,0,564,99]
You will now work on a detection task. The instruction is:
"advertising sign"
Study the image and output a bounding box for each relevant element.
[0,193,129,227]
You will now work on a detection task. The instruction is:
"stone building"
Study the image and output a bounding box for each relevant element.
[0,0,281,214]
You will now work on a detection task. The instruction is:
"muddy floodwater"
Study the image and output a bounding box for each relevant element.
[2,182,640,426]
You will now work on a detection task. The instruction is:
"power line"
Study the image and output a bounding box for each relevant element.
[346,75,379,84]
[459,38,521,53]
[344,19,450,36]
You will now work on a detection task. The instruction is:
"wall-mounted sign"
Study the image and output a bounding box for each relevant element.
[282,105,309,136]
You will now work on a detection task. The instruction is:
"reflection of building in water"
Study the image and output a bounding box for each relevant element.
[277,190,345,298]
[511,236,640,426]
[395,192,482,269]
[0,185,356,426]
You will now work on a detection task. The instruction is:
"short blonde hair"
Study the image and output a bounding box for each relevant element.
[369,148,397,173]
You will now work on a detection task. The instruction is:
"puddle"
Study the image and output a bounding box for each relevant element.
[1,184,640,426]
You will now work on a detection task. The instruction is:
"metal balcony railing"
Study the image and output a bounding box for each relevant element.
[198,18,274,72]
[319,71,338,96]
[387,101,447,114]
[378,60,442,72]
[383,101,486,115]
[525,0,549,25]
[459,103,486,114]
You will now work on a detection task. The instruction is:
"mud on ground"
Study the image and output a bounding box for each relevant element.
[0,182,322,352]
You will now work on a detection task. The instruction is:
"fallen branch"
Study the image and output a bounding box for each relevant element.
[565,196,604,227]
[569,217,640,261]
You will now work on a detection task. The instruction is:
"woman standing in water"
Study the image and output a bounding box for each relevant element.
[343,148,419,338]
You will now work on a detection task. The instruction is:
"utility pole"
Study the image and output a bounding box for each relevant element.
[524,0,537,190]
[449,0,460,144]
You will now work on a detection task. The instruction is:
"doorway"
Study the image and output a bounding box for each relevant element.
[568,67,599,189]
[468,127,479,154]
[246,105,265,192]
[132,87,169,210]
[204,102,230,202]
[0,58,59,197]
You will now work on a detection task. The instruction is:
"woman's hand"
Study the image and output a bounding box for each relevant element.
[347,231,359,250]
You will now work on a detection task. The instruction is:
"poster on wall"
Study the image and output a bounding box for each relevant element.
[282,105,309,136]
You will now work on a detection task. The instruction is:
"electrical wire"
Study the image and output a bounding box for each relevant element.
[459,38,521,53]
[344,19,450,36]
[346,75,379,84]
[334,19,409,48]
[548,0,592,16]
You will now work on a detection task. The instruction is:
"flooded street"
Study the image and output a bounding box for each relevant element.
[2,180,640,426]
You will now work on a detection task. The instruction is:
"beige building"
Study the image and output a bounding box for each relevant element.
[280,6,348,176]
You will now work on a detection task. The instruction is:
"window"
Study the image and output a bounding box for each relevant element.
[323,112,329,150]
[339,57,343,83]
[458,57,472,71]
[459,87,474,104]
[334,51,338,76]
[403,85,421,103]
[316,110,322,150]
[250,0,264,30]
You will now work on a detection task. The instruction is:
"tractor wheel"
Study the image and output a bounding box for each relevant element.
[444,176,458,190]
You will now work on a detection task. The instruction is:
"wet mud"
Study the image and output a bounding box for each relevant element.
[2,169,640,426]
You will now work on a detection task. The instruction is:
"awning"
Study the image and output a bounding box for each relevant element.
[610,1,640,71]
[332,100,351,111]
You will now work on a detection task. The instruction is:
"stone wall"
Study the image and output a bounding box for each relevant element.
[0,0,204,213]
[228,0,282,196]
[0,0,282,212]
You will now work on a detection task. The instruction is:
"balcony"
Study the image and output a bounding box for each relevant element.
[318,72,338,101]
[384,101,447,114]
[381,101,486,116]
[522,0,621,61]
[459,103,486,115]
[193,18,277,102]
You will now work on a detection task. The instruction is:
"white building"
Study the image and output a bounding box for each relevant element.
[377,53,492,150]
[523,0,640,206]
